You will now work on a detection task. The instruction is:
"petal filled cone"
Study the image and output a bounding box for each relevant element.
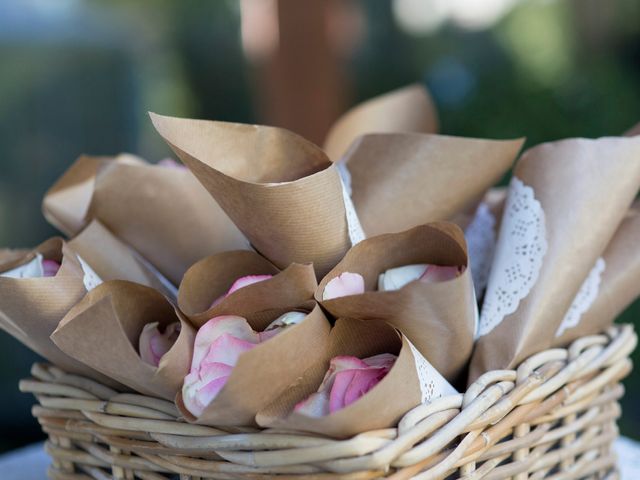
[256,318,429,439]
[317,222,476,384]
[175,303,331,427]
[0,238,123,387]
[178,250,317,328]
[52,280,195,400]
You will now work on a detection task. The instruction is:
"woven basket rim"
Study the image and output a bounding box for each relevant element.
[21,324,636,479]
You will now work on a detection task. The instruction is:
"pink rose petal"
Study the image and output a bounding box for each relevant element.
[183,315,270,417]
[227,274,273,295]
[329,369,357,413]
[139,321,181,367]
[342,367,388,408]
[330,355,371,371]
[42,259,61,277]
[377,264,427,291]
[197,375,230,408]
[294,389,331,417]
[184,310,306,418]
[182,362,235,417]
[158,158,188,169]
[192,316,259,369]
[200,333,257,367]
[363,353,397,369]
[295,354,396,417]
[211,274,273,306]
[420,265,463,283]
[322,272,365,300]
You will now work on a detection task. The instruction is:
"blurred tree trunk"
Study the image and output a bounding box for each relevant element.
[251,0,350,146]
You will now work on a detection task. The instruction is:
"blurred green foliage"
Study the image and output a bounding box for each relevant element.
[0,0,639,452]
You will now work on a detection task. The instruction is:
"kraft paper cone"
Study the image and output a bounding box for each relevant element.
[88,158,249,285]
[323,84,438,161]
[175,302,331,426]
[66,220,177,300]
[42,154,142,236]
[52,281,195,400]
[317,222,476,383]
[178,251,317,328]
[554,205,640,346]
[0,248,29,266]
[0,238,122,387]
[256,318,456,438]
[150,113,353,277]
[342,133,524,236]
[471,136,640,382]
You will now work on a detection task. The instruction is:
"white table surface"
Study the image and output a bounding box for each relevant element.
[2,438,640,479]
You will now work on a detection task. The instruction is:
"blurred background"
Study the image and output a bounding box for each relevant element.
[0,0,639,452]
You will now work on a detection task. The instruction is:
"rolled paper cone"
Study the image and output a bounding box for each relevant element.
[66,220,178,300]
[42,154,143,237]
[342,133,524,236]
[178,251,317,328]
[316,222,476,383]
[0,238,123,387]
[88,157,249,285]
[0,248,42,350]
[150,113,353,277]
[554,206,640,346]
[0,248,29,266]
[322,84,438,161]
[471,136,640,382]
[175,302,331,426]
[256,318,456,438]
[52,281,195,400]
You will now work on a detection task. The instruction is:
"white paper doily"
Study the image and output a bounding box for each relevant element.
[407,340,457,403]
[555,257,606,337]
[77,256,103,291]
[0,254,44,278]
[478,177,548,337]
[337,162,366,246]
[465,202,497,298]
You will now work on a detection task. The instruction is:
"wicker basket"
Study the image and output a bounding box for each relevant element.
[20,324,636,480]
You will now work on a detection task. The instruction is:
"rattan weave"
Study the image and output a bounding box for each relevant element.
[20,324,636,480]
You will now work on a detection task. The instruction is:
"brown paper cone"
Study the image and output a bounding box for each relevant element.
[0,248,29,265]
[322,84,438,161]
[554,205,640,346]
[175,302,331,426]
[257,318,455,438]
[471,136,640,382]
[178,251,317,328]
[0,238,122,386]
[88,158,249,285]
[66,220,177,299]
[42,154,142,236]
[342,133,523,236]
[150,113,352,277]
[316,222,476,383]
[52,281,195,400]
